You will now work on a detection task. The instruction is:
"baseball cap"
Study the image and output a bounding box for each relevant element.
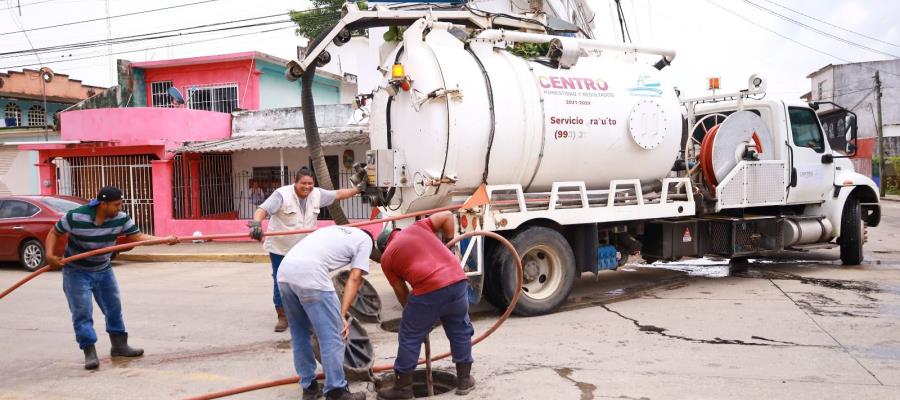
[88,186,123,207]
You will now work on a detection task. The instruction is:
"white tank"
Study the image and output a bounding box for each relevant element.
[368,20,683,213]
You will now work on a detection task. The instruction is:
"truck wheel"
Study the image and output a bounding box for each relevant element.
[497,226,576,316]
[840,196,864,265]
[481,245,507,310]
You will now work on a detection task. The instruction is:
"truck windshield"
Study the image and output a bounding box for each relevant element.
[789,107,826,153]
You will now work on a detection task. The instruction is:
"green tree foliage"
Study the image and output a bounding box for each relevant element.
[289,1,368,40]
[507,42,550,58]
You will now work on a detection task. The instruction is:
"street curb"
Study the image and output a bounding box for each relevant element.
[117,253,268,263]
[882,196,900,202]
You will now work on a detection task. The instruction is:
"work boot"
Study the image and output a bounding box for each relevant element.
[275,306,288,332]
[302,380,323,400]
[325,386,366,400]
[109,333,144,357]
[376,371,414,400]
[83,345,99,370]
[456,363,476,395]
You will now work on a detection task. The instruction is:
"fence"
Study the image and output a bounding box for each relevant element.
[172,154,371,220]
[53,155,155,234]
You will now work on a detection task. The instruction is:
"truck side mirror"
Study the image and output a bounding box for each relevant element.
[821,154,834,164]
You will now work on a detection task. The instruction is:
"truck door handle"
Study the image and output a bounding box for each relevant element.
[12,226,25,230]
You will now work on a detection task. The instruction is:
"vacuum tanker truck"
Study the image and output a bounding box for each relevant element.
[291,4,882,316]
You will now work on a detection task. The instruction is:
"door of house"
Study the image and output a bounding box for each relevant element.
[54,155,155,234]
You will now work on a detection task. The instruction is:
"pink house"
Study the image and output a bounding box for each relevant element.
[21,52,374,238]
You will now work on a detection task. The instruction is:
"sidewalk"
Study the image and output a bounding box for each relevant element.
[117,241,268,263]
[884,194,900,202]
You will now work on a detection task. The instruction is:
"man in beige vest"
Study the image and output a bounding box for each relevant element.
[249,167,363,332]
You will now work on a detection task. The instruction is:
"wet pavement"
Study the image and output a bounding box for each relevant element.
[1,201,899,399]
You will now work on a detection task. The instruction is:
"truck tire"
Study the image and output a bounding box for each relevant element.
[840,196,864,265]
[481,245,507,310]
[496,226,577,316]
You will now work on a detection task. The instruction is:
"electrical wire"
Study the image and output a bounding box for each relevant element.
[706,0,900,80]
[742,0,899,59]
[0,24,301,70]
[0,0,54,11]
[0,0,225,36]
[0,17,298,59]
[759,0,900,49]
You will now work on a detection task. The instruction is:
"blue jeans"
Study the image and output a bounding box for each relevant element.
[395,281,474,373]
[278,282,347,393]
[270,253,284,308]
[62,266,127,349]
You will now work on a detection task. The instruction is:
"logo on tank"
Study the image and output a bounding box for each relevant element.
[627,75,663,97]
[537,75,614,98]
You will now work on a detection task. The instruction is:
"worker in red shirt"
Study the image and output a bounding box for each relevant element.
[375,211,475,400]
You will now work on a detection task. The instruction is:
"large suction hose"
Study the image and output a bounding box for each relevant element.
[301,62,349,225]
[183,230,522,400]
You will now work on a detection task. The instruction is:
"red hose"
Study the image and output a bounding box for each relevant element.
[183,230,523,400]
[0,205,462,300]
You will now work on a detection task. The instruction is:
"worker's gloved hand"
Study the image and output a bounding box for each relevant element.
[349,162,368,192]
[248,220,263,242]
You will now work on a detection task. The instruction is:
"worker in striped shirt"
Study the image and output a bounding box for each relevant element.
[45,186,179,370]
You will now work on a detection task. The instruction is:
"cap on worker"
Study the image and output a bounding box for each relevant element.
[88,186,123,207]
[376,225,401,253]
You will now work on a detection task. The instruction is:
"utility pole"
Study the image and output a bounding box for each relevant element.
[875,71,885,198]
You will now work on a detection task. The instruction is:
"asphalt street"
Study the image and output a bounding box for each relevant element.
[1,201,899,399]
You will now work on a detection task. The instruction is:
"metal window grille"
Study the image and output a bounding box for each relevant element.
[27,105,45,126]
[150,81,174,108]
[172,157,371,220]
[4,103,21,126]
[53,155,155,234]
[186,83,239,113]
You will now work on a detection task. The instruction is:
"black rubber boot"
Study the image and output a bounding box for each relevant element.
[325,386,366,400]
[109,333,144,357]
[456,363,475,395]
[376,371,414,400]
[83,345,99,370]
[302,380,323,400]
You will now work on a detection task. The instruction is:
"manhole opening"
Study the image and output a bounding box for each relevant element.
[376,369,457,397]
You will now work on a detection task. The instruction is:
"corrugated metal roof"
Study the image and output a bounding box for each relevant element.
[174,127,369,153]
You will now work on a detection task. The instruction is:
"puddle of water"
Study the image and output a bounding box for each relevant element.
[635,258,733,278]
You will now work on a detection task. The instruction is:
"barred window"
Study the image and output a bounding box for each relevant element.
[28,105,46,127]
[4,103,21,126]
[187,83,238,113]
[150,81,174,107]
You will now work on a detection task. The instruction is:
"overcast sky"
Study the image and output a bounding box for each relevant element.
[1,0,898,99]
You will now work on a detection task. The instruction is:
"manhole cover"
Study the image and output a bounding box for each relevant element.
[312,317,374,381]
[334,270,382,323]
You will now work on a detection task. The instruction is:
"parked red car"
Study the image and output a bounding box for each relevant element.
[0,195,87,271]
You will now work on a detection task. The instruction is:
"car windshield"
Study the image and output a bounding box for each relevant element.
[42,197,83,213]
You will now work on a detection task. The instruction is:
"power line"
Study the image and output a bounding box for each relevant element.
[0,17,295,59]
[759,0,900,49]
[706,0,851,62]
[706,0,900,80]
[0,10,342,71]
[0,0,55,11]
[0,25,297,70]
[0,0,225,36]
[742,0,899,59]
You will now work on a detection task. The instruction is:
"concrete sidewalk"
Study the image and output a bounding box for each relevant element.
[117,241,268,263]
[884,194,900,202]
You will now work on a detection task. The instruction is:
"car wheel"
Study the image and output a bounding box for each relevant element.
[19,239,46,272]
